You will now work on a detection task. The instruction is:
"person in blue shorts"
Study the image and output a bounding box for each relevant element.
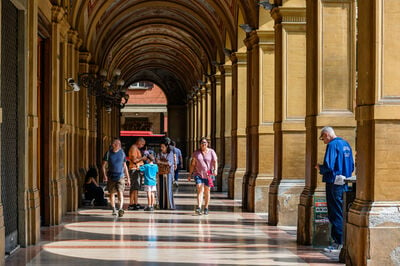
[188,137,218,215]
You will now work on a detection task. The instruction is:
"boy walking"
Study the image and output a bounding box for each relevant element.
[139,155,158,211]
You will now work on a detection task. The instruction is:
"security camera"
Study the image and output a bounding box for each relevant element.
[65,78,80,92]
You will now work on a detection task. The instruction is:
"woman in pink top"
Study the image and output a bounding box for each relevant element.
[188,137,218,215]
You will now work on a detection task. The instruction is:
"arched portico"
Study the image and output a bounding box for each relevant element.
[0,0,399,264]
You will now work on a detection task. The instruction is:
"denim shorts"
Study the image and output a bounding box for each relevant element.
[194,175,210,187]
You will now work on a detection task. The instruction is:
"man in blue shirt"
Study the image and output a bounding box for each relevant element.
[102,138,130,217]
[315,126,354,253]
[171,140,183,187]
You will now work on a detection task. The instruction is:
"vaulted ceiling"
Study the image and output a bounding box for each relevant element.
[69,0,258,105]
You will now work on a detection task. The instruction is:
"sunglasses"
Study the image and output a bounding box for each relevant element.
[200,141,208,144]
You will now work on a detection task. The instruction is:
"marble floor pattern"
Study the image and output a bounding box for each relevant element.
[6,179,343,265]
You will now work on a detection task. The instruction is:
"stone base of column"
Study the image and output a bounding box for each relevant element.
[276,179,305,226]
[0,205,5,259]
[25,188,41,244]
[247,174,273,212]
[228,168,245,201]
[50,176,64,225]
[346,199,400,265]
[67,172,78,212]
[268,178,279,225]
[222,165,231,194]
[297,187,318,245]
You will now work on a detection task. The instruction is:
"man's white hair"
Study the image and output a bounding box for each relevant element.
[321,126,335,137]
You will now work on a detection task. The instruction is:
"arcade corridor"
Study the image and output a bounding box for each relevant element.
[1,0,400,264]
[5,177,341,266]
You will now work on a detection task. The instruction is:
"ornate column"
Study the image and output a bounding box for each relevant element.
[222,63,232,193]
[268,4,307,225]
[228,53,247,200]
[80,52,95,167]
[214,71,224,190]
[186,97,193,166]
[347,0,400,264]
[22,0,40,246]
[193,93,199,146]
[48,5,69,224]
[243,30,276,212]
[200,86,207,138]
[206,82,212,140]
[67,29,80,211]
[297,0,356,244]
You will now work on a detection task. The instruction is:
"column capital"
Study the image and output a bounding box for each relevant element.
[280,7,306,24]
[79,51,92,64]
[245,31,260,49]
[51,6,66,24]
[257,30,275,44]
[235,52,247,64]
[68,29,81,47]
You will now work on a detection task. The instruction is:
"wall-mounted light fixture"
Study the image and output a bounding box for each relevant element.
[239,24,255,33]
[259,1,278,10]
[65,78,81,92]
[66,69,129,113]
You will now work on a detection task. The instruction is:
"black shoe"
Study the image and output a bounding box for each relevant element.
[128,204,136,210]
[204,208,209,215]
[144,206,151,211]
[195,207,202,215]
[135,204,142,210]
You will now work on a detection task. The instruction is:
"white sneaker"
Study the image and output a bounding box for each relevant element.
[323,243,343,253]
[112,208,117,216]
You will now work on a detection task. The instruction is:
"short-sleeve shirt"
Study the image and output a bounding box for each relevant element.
[192,148,217,179]
[139,164,158,186]
[103,149,126,181]
[173,147,182,165]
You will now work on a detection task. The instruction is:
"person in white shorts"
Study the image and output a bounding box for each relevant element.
[139,155,158,211]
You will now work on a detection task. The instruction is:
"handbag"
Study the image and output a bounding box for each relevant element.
[157,156,170,175]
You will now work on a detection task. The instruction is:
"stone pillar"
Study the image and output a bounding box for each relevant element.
[243,30,275,213]
[67,29,80,211]
[23,0,40,246]
[206,83,212,140]
[49,5,69,224]
[228,52,247,200]
[79,52,94,167]
[200,87,207,138]
[222,63,232,193]
[269,4,307,225]
[186,98,194,166]
[347,0,400,264]
[193,93,199,145]
[297,0,356,244]
[214,71,224,189]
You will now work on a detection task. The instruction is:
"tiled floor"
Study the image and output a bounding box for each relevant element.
[6,179,343,265]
